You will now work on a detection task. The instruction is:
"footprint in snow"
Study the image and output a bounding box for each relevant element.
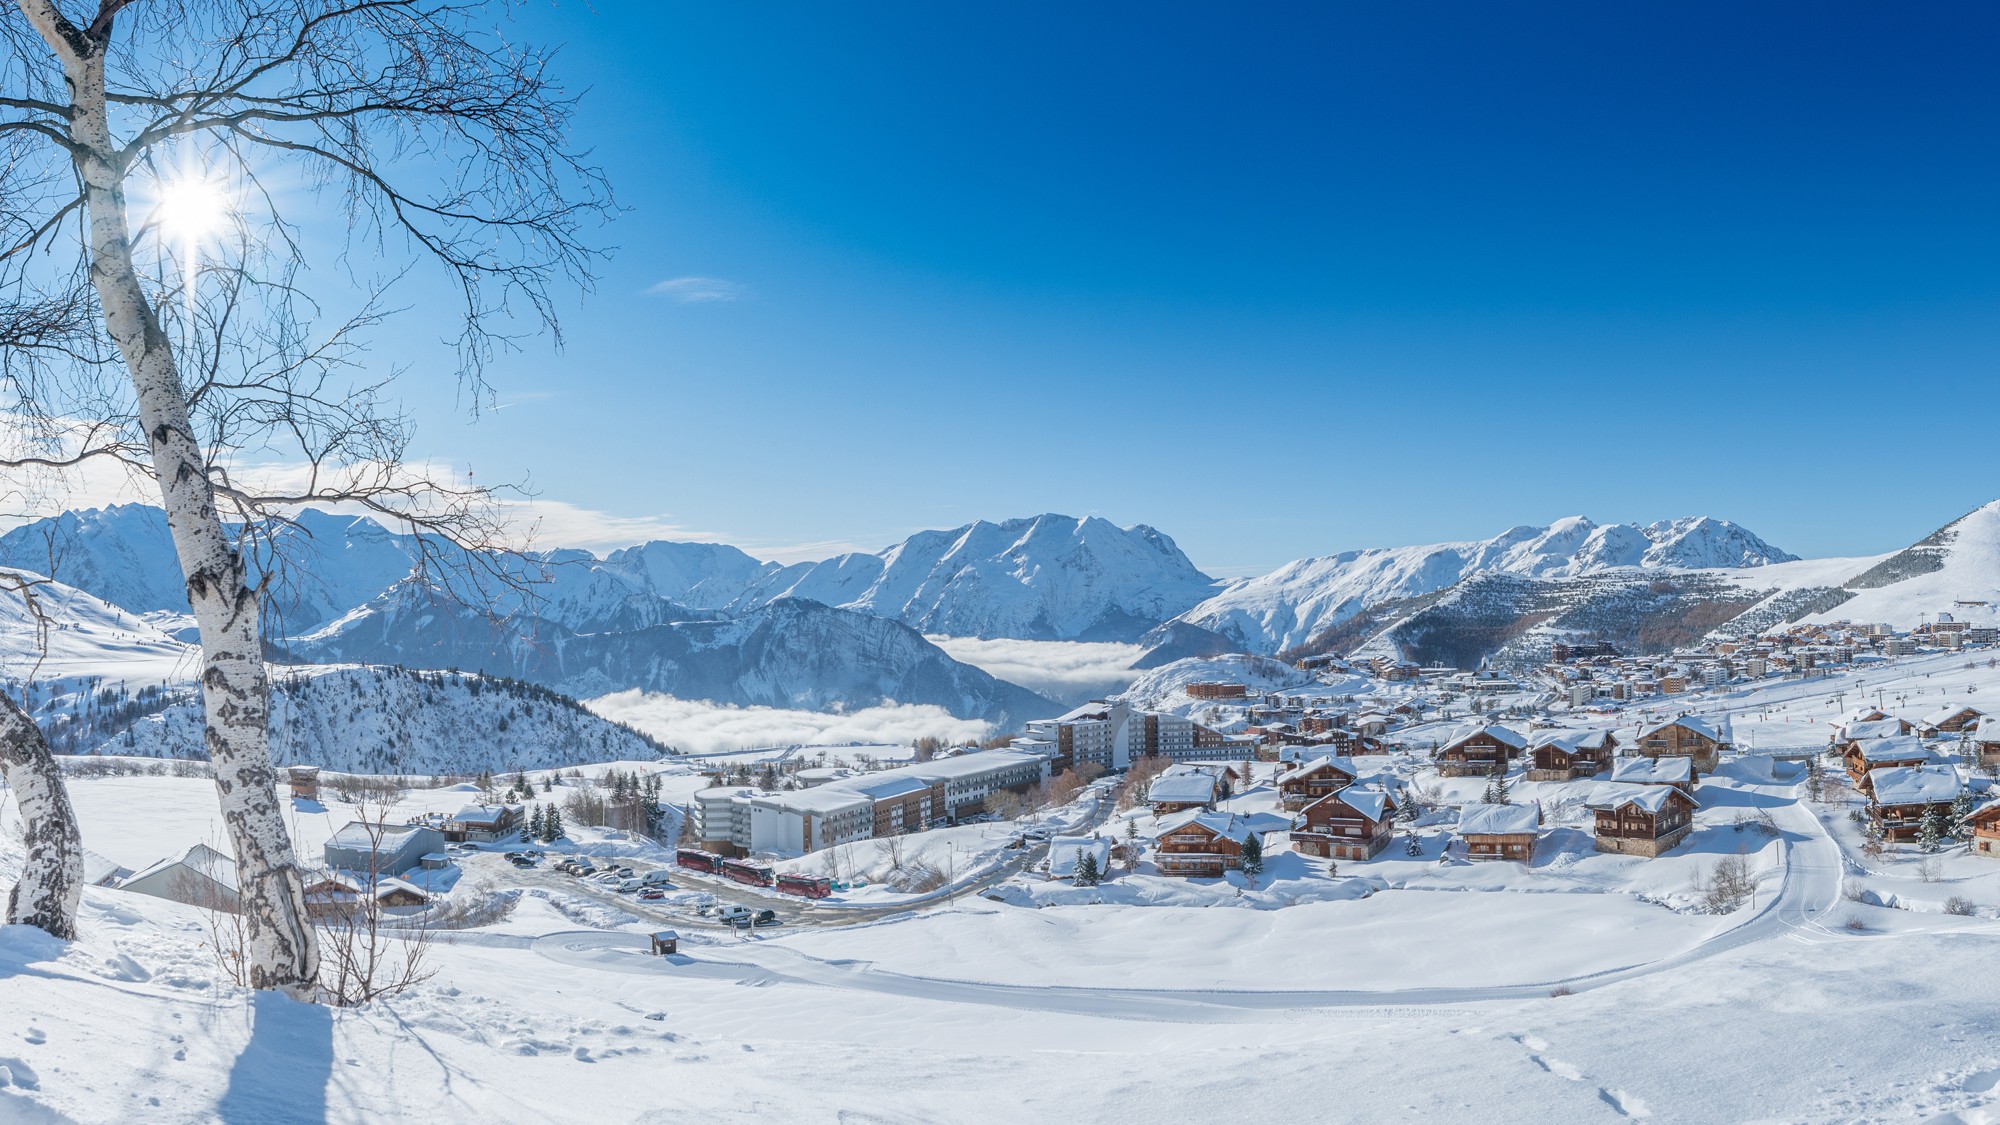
[1598,1088,1651,1118]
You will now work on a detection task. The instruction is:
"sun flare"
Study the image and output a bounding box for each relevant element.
[152,175,232,245]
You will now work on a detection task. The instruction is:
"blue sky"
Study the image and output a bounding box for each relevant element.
[372,1,2000,573]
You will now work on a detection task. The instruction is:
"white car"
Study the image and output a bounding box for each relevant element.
[713,905,752,923]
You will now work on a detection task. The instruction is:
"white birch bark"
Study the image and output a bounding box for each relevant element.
[0,692,81,939]
[16,0,318,995]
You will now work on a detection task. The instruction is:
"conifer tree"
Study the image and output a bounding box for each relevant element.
[1485,759,1511,805]
[1074,851,1101,887]
[529,805,546,840]
[1919,807,1946,854]
[543,805,565,843]
[1950,790,1975,841]
[1240,832,1264,881]
[1405,832,1422,857]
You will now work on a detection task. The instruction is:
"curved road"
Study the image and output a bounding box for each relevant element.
[520,777,1846,1017]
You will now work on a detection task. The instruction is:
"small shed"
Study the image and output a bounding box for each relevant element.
[420,852,452,871]
[373,877,430,908]
[287,765,321,801]
[650,930,680,956]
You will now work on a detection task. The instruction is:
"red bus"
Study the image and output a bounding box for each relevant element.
[775,873,832,899]
[719,858,775,887]
[674,848,721,875]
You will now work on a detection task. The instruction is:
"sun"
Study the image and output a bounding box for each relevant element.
[152,175,233,245]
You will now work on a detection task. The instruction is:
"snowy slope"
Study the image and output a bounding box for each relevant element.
[0,568,197,685]
[1795,500,2000,627]
[87,664,670,773]
[1174,515,1796,653]
[733,514,1222,642]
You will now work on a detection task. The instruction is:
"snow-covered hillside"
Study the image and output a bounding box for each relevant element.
[1117,654,1312,715]
[285,587,1059,727]
[1173,515,1796,654]
[1796,500,2000,628]
[91,664,671,774]
[731,514,1221,642]
[0,569,195,685]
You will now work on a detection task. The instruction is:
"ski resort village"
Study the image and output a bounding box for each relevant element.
[1,4,1995,1122]
[9,498,2000,1120]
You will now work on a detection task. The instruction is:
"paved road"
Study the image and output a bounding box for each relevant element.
[518,774,1846,1017]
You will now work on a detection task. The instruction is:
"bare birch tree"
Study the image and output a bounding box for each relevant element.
[0,680,82,937]
[0,1,608,996]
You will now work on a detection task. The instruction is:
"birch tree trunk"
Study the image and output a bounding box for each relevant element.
[17,0,318,995]
[0,693,81,939]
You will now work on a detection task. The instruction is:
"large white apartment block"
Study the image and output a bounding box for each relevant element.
[1025,699,1132,770]
[689,747,1053,858]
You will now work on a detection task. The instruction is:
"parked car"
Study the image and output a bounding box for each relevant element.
[637,889,665,901]
[714,905,752,924]
[641,870,675,888]
[615,878,644,894]
[752,909,777,925]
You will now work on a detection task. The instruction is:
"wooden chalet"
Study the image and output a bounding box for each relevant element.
[1836,718,1915,756]
[1844,736,1937,789]
[1635,717,1726,771]
[1961,802,2000,859]
[1921,705,1987,735]
[650,930,680,956]
[287,765,321,801]
[1291,783,1397,861]
[373,877,431,908]
[1587,784,1697,857]
[442,803,522,843]
[1152,811,1270,878]
[1434,723,1529,778]
[1866,765,1961,842]
[1974,717,2000,769]
[1456,803,1540,862]
[1276,756,1359,811]
[1527,730,1616,781]
[300,872,362,919]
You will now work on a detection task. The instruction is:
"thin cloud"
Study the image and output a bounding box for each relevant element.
[584,690,990,755]
[646,276,748,303]
[926,636,1144,705]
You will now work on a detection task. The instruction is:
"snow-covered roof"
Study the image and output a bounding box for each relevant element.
[1279,755,1357,782]
[1585,783,1693,814]
[374,877,429,901]
[1832,706,1888,728]
[1153,810,1268,846]
[1303,782,1394,823]
[1976,716,2000,742]
[1531,728,1615,752]
[1443,722,1528,750]
[1610,756,1693,786]
[1868,765,1961,806]
[327,821,429,851]
[1147,773,1219,804]
[1921,704,1985,728]
[123,842,237,894]
[1047,836,1113,879]
[1456,804,1540,836]
[450,804,516,827]
[1842,719,1909,743]
[1639,715,1724,743]
[1852,736,1936,765]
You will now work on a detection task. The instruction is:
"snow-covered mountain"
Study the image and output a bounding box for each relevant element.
[1171,515,1796,654]
[284,586,1058,728]
[729,514,1221,642]
[87,664,672,774]
[1796,501,2000,627]
[0,568,196,686]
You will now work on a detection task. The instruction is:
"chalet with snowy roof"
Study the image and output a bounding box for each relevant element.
[1867,765,1962,842]
[1921,705,1987,736]
[373,877,431,908]
[1635,716,1727,771]
[1587,784,1697,857]
[1610,755,1697,793]
[1434,723,1528,777]
[1973,717,2000,768]
[1147,770,1221,814]
[1845,736,1938,789]
[443,804,521,843]
[1839,717,1915,749]
[1527,729,1616,781]
[1152,811,1276,878]
[120,843,239,913]
[287,765,321,801]
[1276,756,1359,810]
[1291,783,1397,861]
[1456,803,1540,862]
[301,872,363,919]
[1961,801,2000,859]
